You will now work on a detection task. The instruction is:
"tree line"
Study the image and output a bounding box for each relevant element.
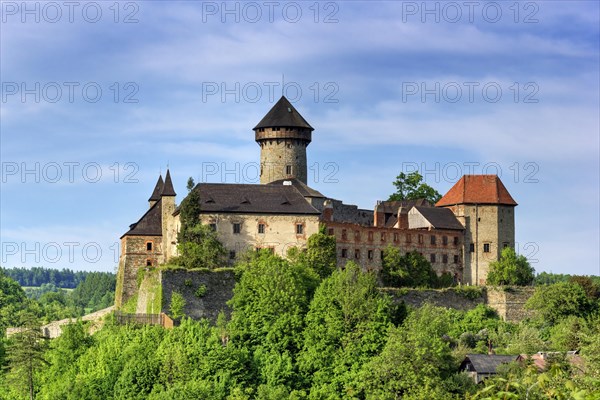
[1,267,91,289]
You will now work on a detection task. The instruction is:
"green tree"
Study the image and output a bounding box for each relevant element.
[382,248,437,288]
[360,304,455,399]
[300,262,392,397]
[289,225,337,279]
[5,312,48,400]
[169,292,186,320]
[388,171,442,204]
[174,224,227,269]
[486,247,535,286]
[177,177,201,239]
[525,282,594,324]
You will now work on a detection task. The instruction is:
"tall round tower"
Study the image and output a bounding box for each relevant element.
[253,96,314,184]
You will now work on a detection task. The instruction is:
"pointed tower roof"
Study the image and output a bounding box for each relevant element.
[161,169,176,196]
[436,175,517,207]
[148,175,164,202]
[253,96,314,131]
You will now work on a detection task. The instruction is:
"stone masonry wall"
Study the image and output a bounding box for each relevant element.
[161,269,236,323]
[485,287,535,322]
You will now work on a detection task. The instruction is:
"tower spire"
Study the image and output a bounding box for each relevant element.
[161,169,176,197]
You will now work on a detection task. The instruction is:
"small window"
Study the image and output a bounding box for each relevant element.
[442,254,448,263]
[483,243,491,253]
[229,250,236,260]
[503,242,510,248]
[146,260,152,267]
[209,223,217,231]
[418,234,423,244]
[368,231,373,241]
[354,230,361,241]
[286,165,292,175]
[146,242,153,251]
[442,236,448,245]
[453,236,459,246]
[355,249,361,259]
[393,233,399,242]
[296,224,304,234]
[430,254,436,263]
[380,250,385,260]
[381,232,386,242]
[469,243,475,253]
[342,229,348,240]
[233,223,241,234]
[454,255,459,264]
[258,223,265,234]
[406,234,411,243]
[368,250,373,260]
[341,248,348,258]
[328,228,334,236]
[430,235,436,245]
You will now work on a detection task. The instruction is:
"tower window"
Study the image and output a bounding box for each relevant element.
[296,224,304,234]
[286,165,292,175]
[233,223,241,234]
[146,242,153,251]
[146,259,152,267]
[483,243,491,253]
[503,242,510,248]
[469,243,475,252]
[258,223,265,234]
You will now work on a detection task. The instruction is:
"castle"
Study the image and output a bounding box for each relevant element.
[115,96,517,307]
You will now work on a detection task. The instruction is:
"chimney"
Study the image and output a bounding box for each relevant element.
[321,199,333,222]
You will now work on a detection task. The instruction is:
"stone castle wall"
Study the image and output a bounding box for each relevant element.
[485,286,535,322]
[160,269,236,323]
[259,136,308,184]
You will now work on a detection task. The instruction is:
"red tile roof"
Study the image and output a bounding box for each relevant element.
[436,175,517,207]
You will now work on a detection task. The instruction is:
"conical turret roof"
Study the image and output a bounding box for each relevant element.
[253,96,313,131]
[161,169,176,196]
[148,175,164,202]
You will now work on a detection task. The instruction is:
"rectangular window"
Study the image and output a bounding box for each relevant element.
[355,249,361,259]
[146,260,152,267]
[341,248,348,258]
[381,232,386,242]
[418,234,424,244]
[258,223,265,234]
[483,243,491,253]
[453,236,459,246]
[296,224,304,234]
[430,254,436,263]
[454,255,459,264]
[430,235,436,245]
[406,234,411,243]
[503,242,510,248]
[368,231,373,241]
[469,243,475,253]
[368,250,373,260]
[233,223,241,234]
[442,254,448,263]
[209,223,217,231]
[354,230,361,241]
[286,165,292,175]
[442,236,448,245]
[393,233,399,242]
[342,229,347,240]
[229,251,236,260]
[328,228,334,236]
[146,242,153,251]
[380,250,385,260]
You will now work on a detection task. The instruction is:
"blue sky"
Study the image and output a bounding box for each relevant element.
[1,1,598,275]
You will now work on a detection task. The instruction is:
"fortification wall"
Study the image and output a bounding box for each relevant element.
[485,287,535,322]
[160,269,236,323]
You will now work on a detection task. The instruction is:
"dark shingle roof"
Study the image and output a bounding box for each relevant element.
[413,206,465,230]
[176,183,320,215]
[437,175,517,207]
[148,175,164,202]
[161,169,176,196]
[461,354,518,374]
[122,199,163,238]
[268,178,325,198]
[253,96,314,130]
